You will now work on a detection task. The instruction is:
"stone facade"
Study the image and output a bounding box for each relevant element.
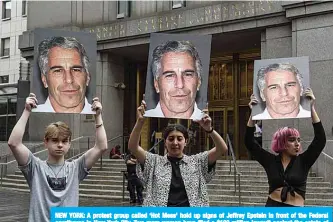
[17,1,333,179]
[0,0,27,83]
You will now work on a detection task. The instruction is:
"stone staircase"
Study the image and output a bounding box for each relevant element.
[209,161,333,206]
[1,159,333,206]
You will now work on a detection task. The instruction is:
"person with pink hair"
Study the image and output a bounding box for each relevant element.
[245,88,326,206]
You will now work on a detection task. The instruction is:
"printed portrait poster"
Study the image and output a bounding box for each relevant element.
[144,33,212,120]
[251,56,311,120]
[32,28,97,114]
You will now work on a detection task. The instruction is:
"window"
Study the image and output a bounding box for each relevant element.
[1,38,10,57]
[2,1,11,19]
[117,0,130,19]
[172,0,185,9]
[0,97,16,141]
[22,0,27,16]
[85,114,93,120]
[0,75,9,83]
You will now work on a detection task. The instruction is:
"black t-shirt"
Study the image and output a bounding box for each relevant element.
[244,121,326,202]
[125,155,137,176]
[167,156,190,207]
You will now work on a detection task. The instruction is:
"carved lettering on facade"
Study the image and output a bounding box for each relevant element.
[119,24,126,37]
[86,1,278,41]
[205,7,211,23]
[222,5,228,20]
[211,5,220,21]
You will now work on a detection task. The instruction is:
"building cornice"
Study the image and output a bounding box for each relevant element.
[282,1,333,19]
[19,1,291,56]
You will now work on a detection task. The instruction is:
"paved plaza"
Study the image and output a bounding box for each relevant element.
[0,188,133,222]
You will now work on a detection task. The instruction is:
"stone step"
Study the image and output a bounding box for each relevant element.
[207,194,333,206]
[12,172,125,180]
[209,201,262,206]
[95,159,262,166]
[79,188,129,197]
[3,177,332,194]
[86,170,127,176]
[211,175,324,182]
[3,178,333,198]
[93,162,126,167]
[206,184,333,192]
[91,171,326,182]
[93,163,264,170]
[209,179,331,187]
[89,167,268,175]
[2,185,332,206]
[3,177,332,195]
[96,159,126,163]
[64,188,333,206]
[92,165,125,169]
[210,200,332,207]
[73,187,333,204]
[12,170,324,182]
[4,177,332,201]
[81,173,324,182]
[81,194,263,206]
[13,168,319,181]
[77,184,333,199]
[0,182,29,189]
[79,193,127,201]
[217,165,264,170]
[0,182,133,198]
[79,184,124,190]
[98,159,260,163]
[85,170,264,177]
[5,174,331,188]
[4,154,332,208]
[81,179,124,186]
[0,187,328,207]
[207,190,333,199]
[0,188,129,203]
[0,187,29,193]
[90,167,264,175]
[92,163,318,178]
[89,169,317,177]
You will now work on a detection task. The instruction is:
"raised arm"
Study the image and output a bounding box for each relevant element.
[8,93,37,166]
[195,112,228,165]
[128,101,147,164]
[245,94,273,166]
[84,98,108,169]
[301,88,326,166]
[305,88,320,124]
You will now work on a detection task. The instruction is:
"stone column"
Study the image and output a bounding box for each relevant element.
[285,1,333,183]
[96,51,125,157]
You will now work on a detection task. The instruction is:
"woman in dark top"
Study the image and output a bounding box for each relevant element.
[246,88,326,206]
[128,101,228,206]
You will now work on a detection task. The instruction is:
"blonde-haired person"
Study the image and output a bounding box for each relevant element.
[245,88,326,206]
[8,93,107,221]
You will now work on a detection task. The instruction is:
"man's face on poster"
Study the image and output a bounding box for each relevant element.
[41,46,90,110]
[154,52,201,115]
[262,70,301,117]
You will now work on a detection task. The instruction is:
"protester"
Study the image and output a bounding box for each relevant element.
[7,93,107,221]
[245,88,326,206]
[110,145,122,159]
[125,153,143,205]
[128,100,228,206]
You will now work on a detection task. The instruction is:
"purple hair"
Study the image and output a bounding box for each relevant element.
[271,127,301,153]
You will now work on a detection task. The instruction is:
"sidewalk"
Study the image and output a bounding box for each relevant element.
[0,188,132,222]
[0,188,29,221]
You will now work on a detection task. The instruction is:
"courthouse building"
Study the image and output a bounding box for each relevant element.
[18,1,333,163]
[0,0,27,143]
